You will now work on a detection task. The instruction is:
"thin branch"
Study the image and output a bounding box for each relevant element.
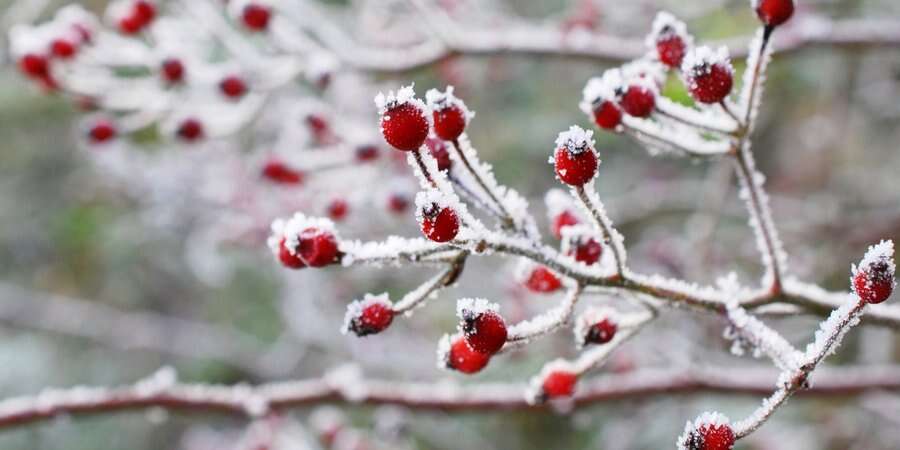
[573,185,627,276]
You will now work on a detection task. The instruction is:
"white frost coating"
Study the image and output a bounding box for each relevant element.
[554,125,595,155]
[309,405,345,435]
[645,11,693,49]
[373,83,425,115]
[325,364,368,403]
[435,333,454,370]
[341,292,392,335]
[570,182,628,270]
[677,412,732,450]
[579,69,623,116]
[338,236,445,267]
[802,294,865,366]
[405,148,486,233]
[425,86,474,120]
[738,28,774,129]
[267,212,338,257]
[681,45,733,77]
[723,291,802,371]
[134,366,178,397]
[506,286,581,343]
[456,298,498,320]
[852,240,896,281]
[544,188,581,220]
[621,58,667,89]
[525,359,577,405]
[414,189,455,223]
[622,115,732,156]
[394,268,457,315]
[573,307,617,349]
[654,96,739,133]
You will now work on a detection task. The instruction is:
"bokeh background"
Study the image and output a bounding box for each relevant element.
[1,0,900,449]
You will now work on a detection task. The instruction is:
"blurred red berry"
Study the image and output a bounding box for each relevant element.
[18,53,49,78]
[755,0,794,28]
[346,301,394,336]
[552,210,580,239]
[50,39,77,59]
[327,199,349,221]
[592,100,622,130]
[541,370,578,399]
[426,138,452,171]
[584,318,617,345]
[242,3,271,31]
[176,118,204,142]
[524,266,562,293]
[355,145,380,162]
[277,237,305,269]
[297,227,339,267]
[445,336,490,374]
[387,194,409,214]
[572,238,603,265]
[262,160,304,185]
[88,120,117,144]
[619,84,655,117]
[219,75,247,99]
[161,58,185,84]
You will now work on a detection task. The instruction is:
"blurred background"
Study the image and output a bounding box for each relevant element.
[1,0,900,449]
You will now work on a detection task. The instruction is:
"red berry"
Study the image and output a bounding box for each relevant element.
[854,262,894,304]
[327,199,349,221]
[682,423,736,450]
[380,103,429,151]
[584,318,617,345]
[444,335,490,374]
[524,266,562,293]
[460,307,507,355]
[50,39,77,59]
[219,75,247,99]
[277,237,305,269]
[554,146,597,186]
[296,227,339,267]
[306,114,335,144]
[88,120,117,143]
[686,61,733,104]
[618,84,656,117]
[755,0,794,28]
[161,58,185,84]
[657,34,687,68]
[552,210,579,239]
[426,138,452,171]
[432,104,467,141]
[118,14,144,34]
[355,145,379,162]
[262,160,304,185]
[592,100,622,130]
[345,298,394,336]
[72,24,93,44]
[572,237,603,265]
[420,204,460,243]
[133,0,157,24]
[18,53,49,78]
[176,118,204,142]
[242,3,271,31]
[541,370,578,399]
[387,194,409,214]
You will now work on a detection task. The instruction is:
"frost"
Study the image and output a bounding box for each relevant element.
[325,364,368,403]
[135,366,178,397]
[425,86,474,120]
[579,69,623,116]
[341,293,392,335]
[852,240,895,279]
[621,58,667,89]
[681,45,733,77]
[645,11,693,49]
[677,412,731,450]
[414,189,455,223]
[573,307,617,349]
[554,125,595,155]
[544,188,581,220]
[267,212,338,257]
[525,359,577,405]
[456,298,498,320]
[506,287,580,342]
[373,84,424,115]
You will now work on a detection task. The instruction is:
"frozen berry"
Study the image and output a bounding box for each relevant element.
[426,87,469,141]
[681,422,735,450]
[443,335,490,374]
[133,1,157,24]
[161,58,185,84]
[426,138,452,171]
[344,295,394,336]
[88,120,117,143]
[657,34,687,68]
[50,39,77,59]
[553,126,598,186]
[618,83,656,117]
[297,227,339,267]
[18,53,49,79]
[262,160,304,185]
[683,47,734,104]
[118,14,143,34]
[853,241,895,304]
[525,266,562,293]
[376,87,430,151]
[327,199,349,221]
[541,370,577,399]
[552,210,580,239]
[420,204,459,243]
[176,118,204,141]
[584,318,617,345]
[572,237,603,265]
[277,237,305,269]
[388,194,409,214]
[459,301,507,355]
[355,145,379,162]
[592,100,622,130]
[648,13,691,69]
[242,3,271,31]
[219,75,247,99]
[754,0,794,28]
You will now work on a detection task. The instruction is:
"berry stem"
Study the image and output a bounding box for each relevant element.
[392,252,468,314]
[449,138,517,232]
[412,148,437,188]
[719,100,740,123]
[654,105,740,137]
[504,284,584,345]
[573,185,627,276]
[447,173,507,221]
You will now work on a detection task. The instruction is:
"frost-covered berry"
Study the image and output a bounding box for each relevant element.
[242,3,272,31]
[852,240,895,304]
[425,138,452,171]
[439,334,491,374]
[618,82,656,117]
[87,119,117,144]
[524,266,562,293]
[219,75,248,99]
[18,53,49,79]
[426,87,471,141]
[552,210,580,240]
[296,227,339,267]
[343,294,394,336]
[161,58,185,84]
[50,38,77,59]
[553,126,598,186]
[683,47,734,104]
[571,237,603,265]
[586,318,616,345]
[375,86,430,151]
[458,298,508,355]
[327,198,349,221]
[647,12,692,69]
[176,118,204,142]
[593,101,623,130]
[754,0,794,28]
[262,159,304,185]
[417,192,460,242]
[276,237,305,269]
[528,360,578,403]
[580,73,623,131]
[678,413,735,450]
[575,308,618,348]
